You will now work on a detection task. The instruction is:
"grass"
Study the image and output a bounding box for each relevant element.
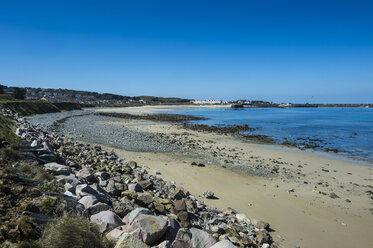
[21,164,53,182]
[17,241,42,248]
[41,217,114,248]
[0,114,21,163]
[42,197,57,209]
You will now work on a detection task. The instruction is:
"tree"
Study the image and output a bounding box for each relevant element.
[13,87,26,99]
[0,84,4,94]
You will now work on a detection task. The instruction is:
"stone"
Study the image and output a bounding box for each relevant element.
[190,227,217,247]
[87,202,111,215]
[156,240,172,248]
[114,233,150,248]
[174,199,187,212]
[121,190,137,200]
[78,195,98,208]
[256,230,270,244]
[251,219,269,230]
[75,184,99,199]
[39,153,57,162]
[127,214,168,245]
[113,199,135,218]
[77,167,95,182]
[96,171,111,180]
[106,180,121,196]
[172,228,193,248]
[64,191,77,200]
[235,213,250,224]
[128,183,143,193]
[16,128,26,136]
[203,190,215,199]
[30,140,38,147]
[177,211,189,222]
[90,210,123,233]
[329,192,340,199]
[164,217,180,242]
[138,180,153,190]
[44,162,70,175]
[106,225,127,242]
[122,207,154,225]
[136,193,153,207]
[210,240,237,248]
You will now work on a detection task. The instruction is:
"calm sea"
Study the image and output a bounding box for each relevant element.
[158,107,373,164]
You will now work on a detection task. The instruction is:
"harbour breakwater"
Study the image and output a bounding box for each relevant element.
[0,106,279,247]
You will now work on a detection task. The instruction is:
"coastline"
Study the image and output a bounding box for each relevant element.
[26,106,373,248]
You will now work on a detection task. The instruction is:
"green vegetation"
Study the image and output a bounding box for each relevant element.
[41,197,57,209]
[21,164,53,181]
[13,87,27,100]
[1,101,82,116]
[41,218,113,248]
[0,115,21,163]
[17,241,42,248]
[39,185,55,192]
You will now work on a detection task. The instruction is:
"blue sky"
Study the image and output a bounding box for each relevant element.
[0,0,372,103]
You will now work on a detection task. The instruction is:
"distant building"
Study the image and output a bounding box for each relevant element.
[192,99,226,105]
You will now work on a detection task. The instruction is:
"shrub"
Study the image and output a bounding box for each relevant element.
[17,241,42,248]
[42,197,57,209]
[20,164,53,182]
[41,217,114,248]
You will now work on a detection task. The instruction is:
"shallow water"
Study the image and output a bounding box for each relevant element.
[157,107,373,163]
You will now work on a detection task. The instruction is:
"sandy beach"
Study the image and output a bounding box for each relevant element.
[94,106,373,248]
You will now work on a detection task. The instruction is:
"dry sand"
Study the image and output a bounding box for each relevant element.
[96,106,373,248]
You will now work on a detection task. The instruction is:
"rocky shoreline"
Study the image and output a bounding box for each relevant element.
[1,107,280,247]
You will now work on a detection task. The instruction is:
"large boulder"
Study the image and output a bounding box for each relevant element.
[172,228,193,248]
[113,199,134,218]
[106,225,127,242]
[87,202,111,215]
[190,228,216,247]
[90,210,123,233]
[127,214,168,245]
[43,162,70,175]
[122,207,154,225]
[78,195,98,208]
[77,167,96,182]
[210,240,237,248]
[114,233,150,248]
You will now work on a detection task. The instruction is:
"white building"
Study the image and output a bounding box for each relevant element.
[192,99,226,105]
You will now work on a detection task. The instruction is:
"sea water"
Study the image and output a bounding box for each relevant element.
[159,107,373,163]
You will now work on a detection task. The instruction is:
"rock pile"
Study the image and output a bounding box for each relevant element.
[1,106,280,248]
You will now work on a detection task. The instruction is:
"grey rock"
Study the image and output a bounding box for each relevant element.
[190,227,216,247]
[106,225,127,242]
[122,207,154,225]
[90,210,123,233]
[113,199,134,218]
[128,183,143,193]
[77,167,95,182]
[172,228,193,248]
[88,202,111,215]
[31,140,39,147]
[127,214,168,245]
[210,240,237,248]
[164,217,181,242]
[44,162,70,175]
[114,233,150,248]
[203,190,215,199]
[78,195,99,208]
[156,240,173,248]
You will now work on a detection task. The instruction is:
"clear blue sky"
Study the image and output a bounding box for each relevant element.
[0,0,372,103]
